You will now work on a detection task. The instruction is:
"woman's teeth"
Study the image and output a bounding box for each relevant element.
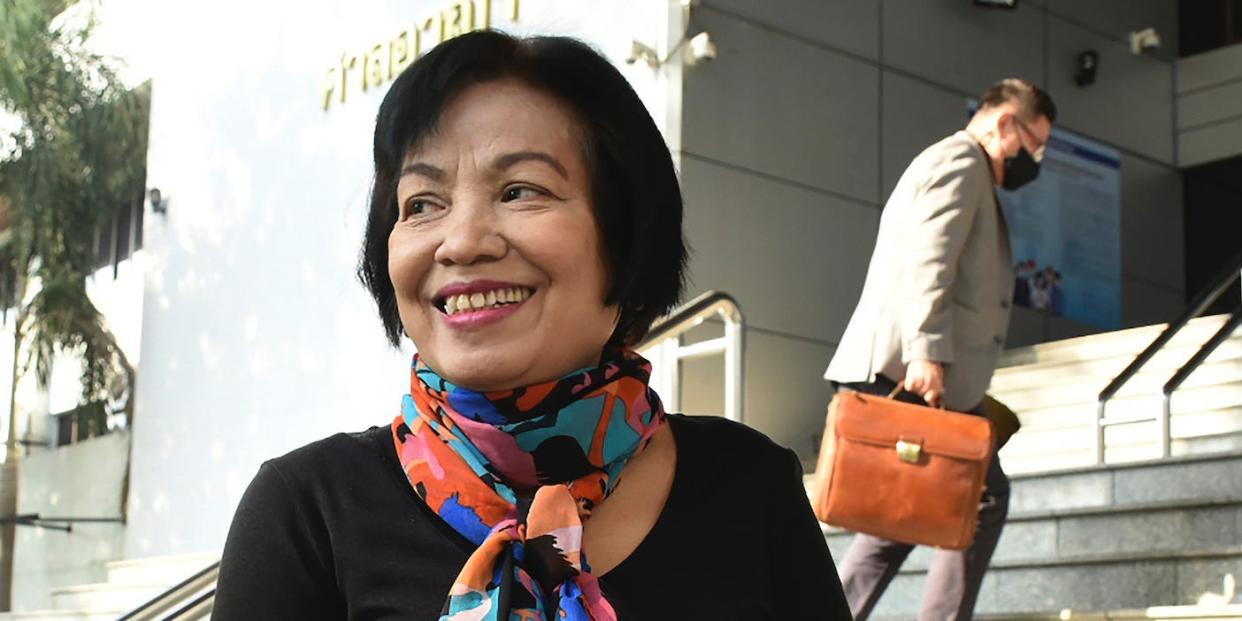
[443,287,532,316]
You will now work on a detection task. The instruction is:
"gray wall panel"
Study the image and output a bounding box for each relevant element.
[881,71,970,198]
[1122,279,1185,328]
[1046,17,1175,163]
[1120,154,1184,292]
[683,9,881,203]
[882,0,1044,98]
[1179,116,1242,167]
[680,156,879,344]
[700,0,879,60]
[1177,79,1242,130]
[1177,43,1242,94]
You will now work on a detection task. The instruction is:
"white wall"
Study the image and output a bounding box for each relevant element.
[81,0,678,561]
[1176,43,1242,167]
[677,0,1185,455]
[12,431,129,611]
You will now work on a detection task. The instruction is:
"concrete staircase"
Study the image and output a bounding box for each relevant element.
[817,314,1242,618]
[992,314,1242,474]
[824,451,1242,618]
[0,554,216,621]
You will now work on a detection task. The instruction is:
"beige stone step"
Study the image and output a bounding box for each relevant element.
[998,315,1234,368]
[991,338,1242,395]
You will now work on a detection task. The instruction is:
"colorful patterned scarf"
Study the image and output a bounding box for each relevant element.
[391,349,666,621]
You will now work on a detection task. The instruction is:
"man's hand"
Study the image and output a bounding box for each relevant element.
[904,360,945,407]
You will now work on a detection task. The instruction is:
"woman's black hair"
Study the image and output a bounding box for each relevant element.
[358,30,687,347]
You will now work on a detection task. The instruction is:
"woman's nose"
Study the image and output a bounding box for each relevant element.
[433,199,508,266]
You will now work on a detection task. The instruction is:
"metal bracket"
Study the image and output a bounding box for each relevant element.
[0,513,125,533]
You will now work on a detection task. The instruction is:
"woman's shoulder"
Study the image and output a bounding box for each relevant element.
[666,413,800,480]
[258,425,397,494]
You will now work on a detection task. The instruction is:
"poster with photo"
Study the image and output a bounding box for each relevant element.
[969,101,1123,328]
[1001,130,1122,328]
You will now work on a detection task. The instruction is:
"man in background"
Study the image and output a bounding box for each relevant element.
[824,78,1056,620]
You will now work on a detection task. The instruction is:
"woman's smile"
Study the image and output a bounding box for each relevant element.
[434,280,537,329]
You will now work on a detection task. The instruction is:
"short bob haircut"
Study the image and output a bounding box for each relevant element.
[359,30,687,348]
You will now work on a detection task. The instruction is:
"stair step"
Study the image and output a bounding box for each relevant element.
[993,358,1242,413]
[49,583,165,614]
[997,316,1234,368]
[0,613,122,621]
[825,496,1242,571]
[1000,383,1242,433]
[1000,420,1242,474]
[850,546,1242,619]
[106,553,217,586]
[991,335,1242,393]
[1003,432,1242,475]
[0,614,121,621]
[974,607,1242,620]
[1003,407,1242,454]
[1006,451,1242,510]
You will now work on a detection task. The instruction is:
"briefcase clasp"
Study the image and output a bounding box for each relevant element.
[895,439,922,464]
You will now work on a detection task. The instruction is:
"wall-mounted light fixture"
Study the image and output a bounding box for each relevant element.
[1074,50,1099,86]
[148,187,168,215]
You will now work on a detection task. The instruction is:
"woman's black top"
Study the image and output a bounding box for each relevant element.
[214,414,852,619]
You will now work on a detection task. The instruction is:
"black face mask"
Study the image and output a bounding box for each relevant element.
[1002,146,1040,191]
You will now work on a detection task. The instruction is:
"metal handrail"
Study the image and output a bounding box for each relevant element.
[1159,306,1242,456]
[637,290,745,422]
[1095,247,1242,463]
[160,588,215,620]
[639,290,744,346]
[117,560,219,621]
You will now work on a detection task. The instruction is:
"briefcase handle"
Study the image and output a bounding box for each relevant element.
[885,384,944,409]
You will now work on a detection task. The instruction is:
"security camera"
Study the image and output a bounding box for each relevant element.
[686,32,716,66]
[1129,27,1160,55]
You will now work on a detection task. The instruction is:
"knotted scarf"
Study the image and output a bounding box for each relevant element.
[391,349,666,620]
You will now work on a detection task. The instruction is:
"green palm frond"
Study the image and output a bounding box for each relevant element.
[1,0,145,423]
[21,270,131,411]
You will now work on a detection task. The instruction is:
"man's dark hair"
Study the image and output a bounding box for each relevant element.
[358,30,688,348]
[978,78,1057,123]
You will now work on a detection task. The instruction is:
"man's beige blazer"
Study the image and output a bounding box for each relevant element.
[825,130,1015,411]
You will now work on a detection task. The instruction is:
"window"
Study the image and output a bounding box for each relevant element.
[90,196,144,278]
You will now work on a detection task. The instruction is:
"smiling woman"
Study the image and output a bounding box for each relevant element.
[213,30,850,620]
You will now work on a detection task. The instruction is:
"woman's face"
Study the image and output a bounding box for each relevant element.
[389,79,618,391]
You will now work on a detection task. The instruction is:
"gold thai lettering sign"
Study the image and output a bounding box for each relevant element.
[322,0,519,111]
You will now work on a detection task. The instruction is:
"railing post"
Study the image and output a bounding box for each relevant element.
[1095,401,1107,465]
[660,336,681,414]
[667,336,681,414]
[1158,393,1172,459]
[724,315,743,423]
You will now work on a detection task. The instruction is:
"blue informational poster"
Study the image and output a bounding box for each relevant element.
[999,129,1122,329]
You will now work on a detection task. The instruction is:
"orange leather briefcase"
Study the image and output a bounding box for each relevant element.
[811,389,995,550]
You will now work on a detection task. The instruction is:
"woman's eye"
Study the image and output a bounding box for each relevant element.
[403,197,441,219]
[502,186,542,202]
